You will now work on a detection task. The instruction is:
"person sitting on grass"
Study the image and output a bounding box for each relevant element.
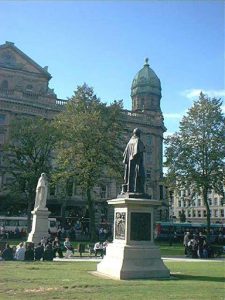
[43,244,54,261]
[24,243,34,261]
[2,243,14,261]
[34,242,44,261]
[15,242,25,261]
[94,241,104,258]
[52,237,63,258]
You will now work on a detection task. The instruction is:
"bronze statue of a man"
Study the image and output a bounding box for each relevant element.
[122,128,145,194]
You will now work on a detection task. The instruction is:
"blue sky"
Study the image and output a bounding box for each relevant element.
[0,1,224,134]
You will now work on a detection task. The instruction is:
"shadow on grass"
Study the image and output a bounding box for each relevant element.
[173,274,225,283]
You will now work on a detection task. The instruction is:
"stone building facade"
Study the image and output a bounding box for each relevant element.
[171,188,224,224]
[0,41,168,224]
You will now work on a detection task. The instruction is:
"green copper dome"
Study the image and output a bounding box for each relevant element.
[131,58,161,97]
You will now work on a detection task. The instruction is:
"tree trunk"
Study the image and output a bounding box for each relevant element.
[87,188,96,242]
[60,200,67,227]
[203,187,211,239]
[27,200,33,234]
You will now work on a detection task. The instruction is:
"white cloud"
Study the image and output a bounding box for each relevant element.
[182,89,225,100]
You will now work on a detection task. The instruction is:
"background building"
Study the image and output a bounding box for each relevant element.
[171,188,224,224]
[0,41,168,226]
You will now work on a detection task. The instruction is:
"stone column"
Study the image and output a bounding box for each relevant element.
[97,197,170,280]
[27,208,50,245]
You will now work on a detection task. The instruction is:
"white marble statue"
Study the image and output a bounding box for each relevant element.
[34,173,48,210]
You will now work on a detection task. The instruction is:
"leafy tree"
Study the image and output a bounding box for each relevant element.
[54,83,124,241]
[4,117,57,231]
[164,93,225,235]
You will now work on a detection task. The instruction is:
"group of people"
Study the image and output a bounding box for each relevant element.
[0,236,76,261]
[92,240,108,258]
[183,232,214,258]
[0,226,27,240]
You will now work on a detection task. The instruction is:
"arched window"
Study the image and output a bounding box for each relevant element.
[100,184,107,198]
[1,80,8,90]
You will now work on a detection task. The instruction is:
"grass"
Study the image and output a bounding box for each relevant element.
[156,242,185,256]
[0,260,224,300]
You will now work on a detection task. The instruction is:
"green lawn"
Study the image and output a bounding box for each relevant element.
[0,260,224,300]
[156,242,184,256]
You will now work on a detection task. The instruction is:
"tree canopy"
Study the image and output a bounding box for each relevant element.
[54,83,124,240]
[4,116,57,229]
[164,93,225,233]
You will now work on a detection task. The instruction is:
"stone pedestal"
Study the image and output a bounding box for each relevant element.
[27,208,50,245]
[97,197,170,280]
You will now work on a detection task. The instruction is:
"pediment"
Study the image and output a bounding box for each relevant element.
[0,42,51,78]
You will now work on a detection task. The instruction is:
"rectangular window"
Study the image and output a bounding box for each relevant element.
[214,198,218,206]
[197,210,201,218]
[193,210,196,217]
[214,210,218,217]
[0,151,2,166]
[203,210,207,217]
[146,134,151,145]
[100,185,107,198]
[0,175,3,189]
[209,199,212,206]
[66,180,73,197]
[146,170,151,179]
[0,134,4,145]
[146,151,151,163]
[0,114,6,125]
[178,201,181,207]
[221,210,224,218]
[159,185,163,200]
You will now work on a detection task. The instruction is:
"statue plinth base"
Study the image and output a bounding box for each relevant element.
[27,208,50,245]
[97,197,170,280]
[118,191,151,199]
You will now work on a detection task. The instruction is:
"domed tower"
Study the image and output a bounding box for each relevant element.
[131,58,162,112]
[126,58,166,212]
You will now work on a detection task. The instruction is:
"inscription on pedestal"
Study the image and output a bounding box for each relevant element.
[130,212,151,241]
[115,212,126,240]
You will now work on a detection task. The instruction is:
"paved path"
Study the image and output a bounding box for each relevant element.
[54,256,224,263]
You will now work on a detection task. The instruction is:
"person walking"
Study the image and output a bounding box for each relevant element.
[183,232,190,256]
